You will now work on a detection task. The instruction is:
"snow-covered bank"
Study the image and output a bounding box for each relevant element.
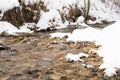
[0,22,33,35]
[36,0,120,30]
[50,21,120,77]
[67,27,99,42]
[0,22,19,35]
[96,21,120,76]
[0,0,120,31]
[0,0,19,19]
[87,0,120,23]
[41,0,120,22]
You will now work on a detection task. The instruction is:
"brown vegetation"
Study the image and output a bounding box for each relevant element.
[68,4,82,22]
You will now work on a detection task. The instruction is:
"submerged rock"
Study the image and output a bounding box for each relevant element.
[0,44,11,51]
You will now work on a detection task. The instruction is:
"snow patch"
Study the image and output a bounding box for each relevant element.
[66,53,88,62]
[76,16,88,27]
[50,32,71,38]
[82,64,93,68]
[18,23,34,33]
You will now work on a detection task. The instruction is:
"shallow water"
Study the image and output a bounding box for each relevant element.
[88,22,114,29]
[37,22,114,36]
[0,22,119,80]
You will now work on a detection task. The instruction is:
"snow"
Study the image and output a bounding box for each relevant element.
[0,21,19,35]
[23,0,77,9]
[0,0,120,30]
[67,27,99,42]
[30,0,119,22]
[0,22,33,35]
[82,64,93,68]
[69,16,89,28]
[96,21,120,76]
[56,21,69,29]
[66,53,88,62]
[36,10,62,30]
[69,21,120,77]
[22,0,41,5]
[76,16,88,27]
[25,0,120,30]
[53,0,120,22]
[36,0,120,29]
[18,23,34,33]
[50,32,71,38]
[0,0,19,12]
[0,0,19,19]
[43,0,77,11]
[78,0,120,23]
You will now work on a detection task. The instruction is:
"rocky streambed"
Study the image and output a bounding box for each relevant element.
[0,28,120,80]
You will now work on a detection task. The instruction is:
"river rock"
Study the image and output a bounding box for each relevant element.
[78,68,90,76]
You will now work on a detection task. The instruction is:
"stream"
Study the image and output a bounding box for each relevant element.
[1,22,118,80]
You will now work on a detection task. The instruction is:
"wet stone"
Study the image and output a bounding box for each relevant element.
[58,44,68,50]
[42,75,53,80]
[27,69,39,78]
[0,44,11,51]
[0,49,18,58]
[78,68,90,76]
[50,74,61,80]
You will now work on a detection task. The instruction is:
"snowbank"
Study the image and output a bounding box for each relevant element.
[96,21,120,76]
[67,27,99,42]
[18,23,34,33]
[0,22,33,35]
[0,21,19,35]
[0,0,19,12]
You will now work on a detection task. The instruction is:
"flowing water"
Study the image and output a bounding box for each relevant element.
[38,22,114,36]
[0,22,117,80]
